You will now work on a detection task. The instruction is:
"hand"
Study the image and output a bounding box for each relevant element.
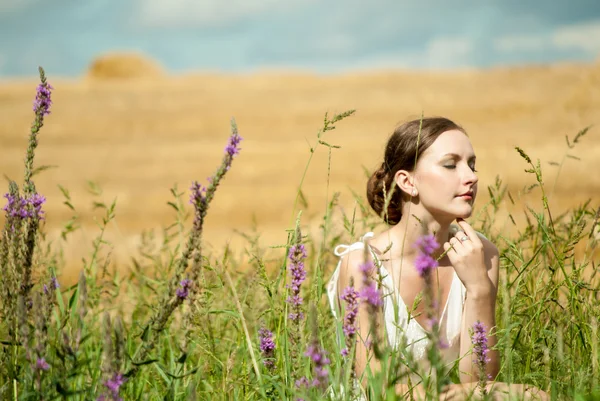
[440,382,480,401]
[443,218,490,294]
[397,383,427,400]
[440,382,550,401]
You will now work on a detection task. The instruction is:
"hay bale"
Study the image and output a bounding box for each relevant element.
[86,52,164,80]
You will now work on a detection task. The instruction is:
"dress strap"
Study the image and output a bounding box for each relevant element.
[333,232,375,257]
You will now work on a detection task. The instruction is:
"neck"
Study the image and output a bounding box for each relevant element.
[388,211,453,260]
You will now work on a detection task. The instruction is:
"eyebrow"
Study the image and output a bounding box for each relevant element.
[442,153,476,161]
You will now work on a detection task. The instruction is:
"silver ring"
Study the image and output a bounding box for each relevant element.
[460,236,469,242]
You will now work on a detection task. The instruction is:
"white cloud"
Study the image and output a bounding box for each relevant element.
[552,20,600,54]
[330,36,475,71]
[424,37,473,66]
[494,19,600,55]
[494,35,546,52]
[134,0,312,28]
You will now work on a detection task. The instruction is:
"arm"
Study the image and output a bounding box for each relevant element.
[458,237,500,382]
[442,219,500,383]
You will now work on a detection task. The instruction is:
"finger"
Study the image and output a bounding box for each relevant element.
[454,230,472,246]
[456,218,482,245]
[440,386,457,401]
[443,241,458,258]
[439,389,456,401]
[448,237,465,254]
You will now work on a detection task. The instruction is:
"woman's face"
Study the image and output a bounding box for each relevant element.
[413,129,479,220]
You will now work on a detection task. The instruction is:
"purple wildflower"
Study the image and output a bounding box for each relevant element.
[28,193,46,219]
[2,192,46,220]
[189,181,207,207]
[176,279,192,300]
[415,234,439,255]
[471,321,492,390]
[295,377,310,388]
[2,193,17,215]
[358,260,375,275]
[414,234,439,278]
[98,373,127,401]
[258,327,276,369]
[296,342,331,390]
[3,193,27,218]
[359,282,383,307]
[358,260,382,308]
[415,254,438,278]
[33,82,53,116]
[35,358,50,371]
[340,286,359,338]
[286,244,307,322]
[304,342,330,388]
[44,276,59,295]
[223,130,243,171]
[224,132,242,157]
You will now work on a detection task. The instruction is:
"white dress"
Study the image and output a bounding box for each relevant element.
[326,232,468,389]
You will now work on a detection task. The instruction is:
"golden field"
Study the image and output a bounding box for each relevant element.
[1,55,599,282]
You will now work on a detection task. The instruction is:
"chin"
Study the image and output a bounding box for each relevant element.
[429,203,474,222]
[453,206,474,220]
[456,211,473,219]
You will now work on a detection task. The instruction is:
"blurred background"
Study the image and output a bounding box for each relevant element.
[1,0,600,281]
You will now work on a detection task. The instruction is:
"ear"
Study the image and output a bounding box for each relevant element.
[394,169,416,196]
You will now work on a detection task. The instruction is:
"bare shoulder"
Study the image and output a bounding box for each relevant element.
[337,247,375,289]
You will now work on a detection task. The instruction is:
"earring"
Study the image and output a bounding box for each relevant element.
[412,189,417,196]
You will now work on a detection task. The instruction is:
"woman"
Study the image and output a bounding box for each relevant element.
[326,117,548,400]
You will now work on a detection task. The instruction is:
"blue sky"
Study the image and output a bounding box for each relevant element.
[1,0,600,77]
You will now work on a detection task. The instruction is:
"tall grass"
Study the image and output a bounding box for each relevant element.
[0,68,599,400]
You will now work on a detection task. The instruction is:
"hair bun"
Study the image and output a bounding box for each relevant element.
[366,166,403,225]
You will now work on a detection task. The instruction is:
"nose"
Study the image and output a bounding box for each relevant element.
[463,165,478,186]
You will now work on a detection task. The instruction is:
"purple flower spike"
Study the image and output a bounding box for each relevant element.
[189,181,207,207]
[414,234,440,277]
[98,372,127,401]
[304,342,331,388]
[358,259,382,308]
[359,282,383,307]
[225,132,242,156]
[258,327,276,368]
[2,193,17,215]
[2,192,46,221]
[286,244,307,323]
[414,234,439,255]
[471,321,492,389]
[35,358,50,371]
[358,260,375,275]
[414,254,439,278]
[340,286,359,338]
[2,193,27,219]
[176,279,192,300]
[33,82,53,116]
[29,193,46,219]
